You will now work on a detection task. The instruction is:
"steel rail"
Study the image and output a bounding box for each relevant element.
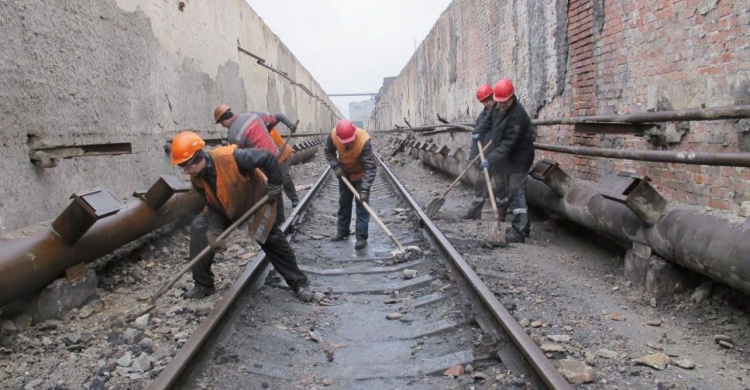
[147,166,331,390]
[151,158,570,389]
[376,156,572,390]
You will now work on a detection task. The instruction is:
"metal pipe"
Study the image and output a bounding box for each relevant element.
[288,146,317,165]
[0,191,204,307]
[408,143,750,294]
[535,143,750,167]
[533,105,750,125]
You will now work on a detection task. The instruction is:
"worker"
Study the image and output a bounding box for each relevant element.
[213,104,299,220]
[476,79,535,243]
[464,83,497,220]
[171,131,313,301]
[324,119,377,250]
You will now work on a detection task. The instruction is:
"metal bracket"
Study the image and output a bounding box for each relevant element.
[529,159,571,197]
[597,172,667,225]
[52,188,123,246]
[142,175,191,210]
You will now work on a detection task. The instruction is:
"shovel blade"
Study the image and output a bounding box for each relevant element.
[486,219,508,247]
[426,197,445,218]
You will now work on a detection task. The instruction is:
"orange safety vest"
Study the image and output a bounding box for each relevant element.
[269,128,294,163]
[330,127,371,181]
[190,145,276,243]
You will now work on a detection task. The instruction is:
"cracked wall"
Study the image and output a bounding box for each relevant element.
[0,0,340,232]
[370,0,749,216]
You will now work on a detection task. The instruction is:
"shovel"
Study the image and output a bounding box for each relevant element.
[477,141,507,247]
[123,194,273,322]
[425,140,493,217]
[279,119,300,156]
[339,176,419,259]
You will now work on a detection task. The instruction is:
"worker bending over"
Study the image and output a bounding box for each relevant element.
[214,104,299,221]
[475,79,535,244]
[171,131,312,301]
[324,119,377,250]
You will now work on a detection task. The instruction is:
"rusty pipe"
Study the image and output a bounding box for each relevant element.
[287,142,319,165]
[0,191,204,307]
[408,143,750,294]
[535,143,750,168]
[533,105,750,125]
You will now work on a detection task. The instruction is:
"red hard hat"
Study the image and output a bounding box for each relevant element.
[493,79,515,102]
[476,84,493,102]
[335,119,357,143]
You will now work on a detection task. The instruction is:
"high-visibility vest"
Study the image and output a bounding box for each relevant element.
[269,128,294,163]
[330,128,371,181]
[191,145,275,243]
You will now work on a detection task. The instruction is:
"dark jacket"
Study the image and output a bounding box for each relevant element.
[468,107,493,163]
[195,147,283,230]
[324,137,377,190]
[476,98,535,174]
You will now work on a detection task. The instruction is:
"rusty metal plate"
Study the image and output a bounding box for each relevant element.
[530,159,559,181]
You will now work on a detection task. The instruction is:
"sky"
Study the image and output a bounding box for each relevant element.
[247,0,453,119]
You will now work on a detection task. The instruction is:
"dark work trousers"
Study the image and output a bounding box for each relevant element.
[337,178,370,239]
[466,167,488,219]
[189,212,309,291]
[492,171,530,236]
[280,160,299,205]
[275,193,285,225]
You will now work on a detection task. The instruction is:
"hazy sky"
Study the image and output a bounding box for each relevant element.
[247,0,453,118]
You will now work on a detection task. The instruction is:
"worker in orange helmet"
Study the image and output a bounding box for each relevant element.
[324,119,377,250]
[474,79,534,244]
[464,83,497,220]
[171,131,313,301]
[213,104,300,222]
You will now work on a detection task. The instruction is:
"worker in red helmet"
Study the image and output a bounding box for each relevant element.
[474,78,535,244]
[464,83,497,219]
[170,131,312,301]
[214,104,300,222]
[324,119,377,250]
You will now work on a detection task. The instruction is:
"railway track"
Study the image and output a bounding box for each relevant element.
[149,157,571,389]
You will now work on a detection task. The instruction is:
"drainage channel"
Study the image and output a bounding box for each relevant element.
[149,158,570,390]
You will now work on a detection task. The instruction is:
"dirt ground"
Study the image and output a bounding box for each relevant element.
[0,138,748,389]
[377,136,750,390]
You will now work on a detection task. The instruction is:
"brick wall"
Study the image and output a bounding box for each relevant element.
[370,0,749,216]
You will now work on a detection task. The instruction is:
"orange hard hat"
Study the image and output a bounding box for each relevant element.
[171,131,206,165]
[493,79,515,102]
[335,119,357,143]
[476,84,493,102]
[213,104,232,123]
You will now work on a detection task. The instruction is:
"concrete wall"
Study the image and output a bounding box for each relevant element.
[0,0,341,232]
[369,0,749,216]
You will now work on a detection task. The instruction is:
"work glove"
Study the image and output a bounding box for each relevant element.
[481,160,490,169]
[265,183,283,198]
[358,188,370,204]
[288,121,297,134]
[333,167,345,178]
[206,228,226,252]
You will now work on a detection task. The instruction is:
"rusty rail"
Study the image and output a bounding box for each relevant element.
[535,143,750,167]
[533,105,750,125]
